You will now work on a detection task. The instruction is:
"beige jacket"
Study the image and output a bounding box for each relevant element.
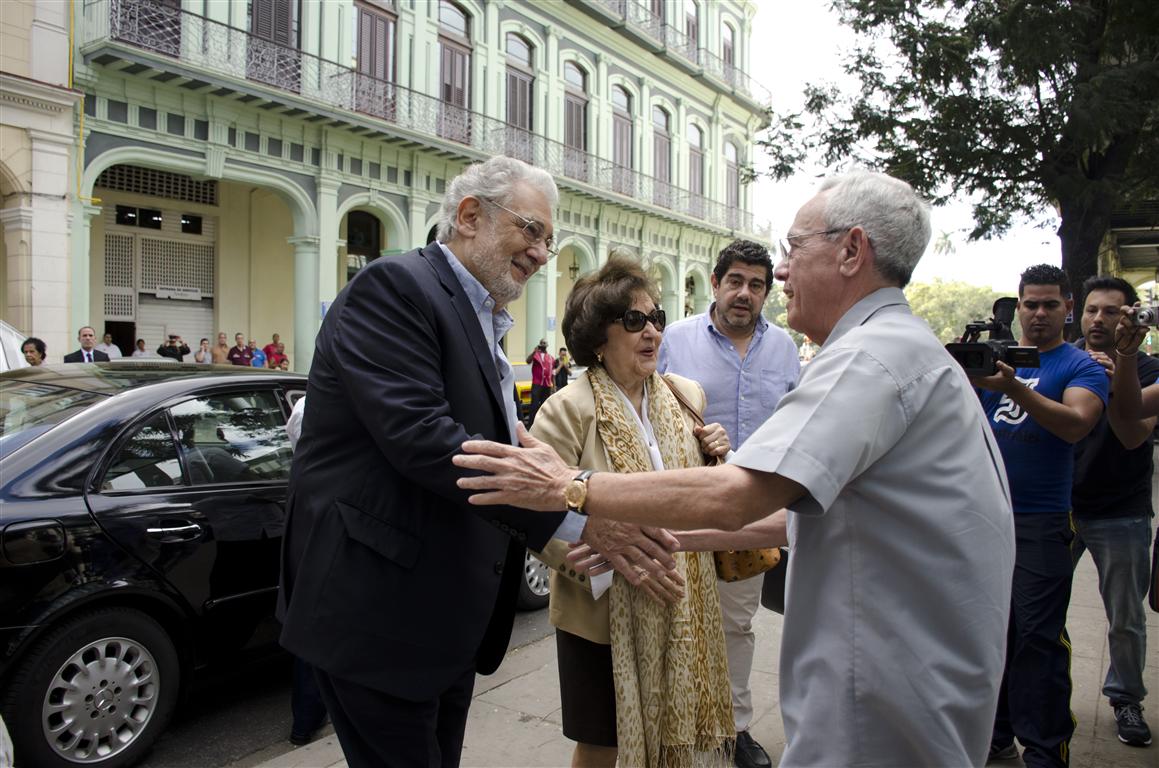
[530,371,708,645]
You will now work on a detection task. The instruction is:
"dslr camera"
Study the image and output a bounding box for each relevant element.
[946,297,1040,377]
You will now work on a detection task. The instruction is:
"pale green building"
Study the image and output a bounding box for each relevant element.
[3,0,770,369]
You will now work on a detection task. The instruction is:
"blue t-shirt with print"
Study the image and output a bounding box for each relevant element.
[979,343,1108,514]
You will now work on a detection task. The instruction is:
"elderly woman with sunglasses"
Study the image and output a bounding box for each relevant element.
[531,256,734,768]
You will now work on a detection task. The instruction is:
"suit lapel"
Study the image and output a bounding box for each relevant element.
[421,243,510,431]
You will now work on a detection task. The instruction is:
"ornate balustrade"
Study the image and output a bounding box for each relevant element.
[84,0,753,233]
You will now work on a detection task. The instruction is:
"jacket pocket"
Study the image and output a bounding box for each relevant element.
[335,499,421,569]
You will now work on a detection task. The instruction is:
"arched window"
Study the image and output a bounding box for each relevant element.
[684,0,699,46]
[724,141,741,227]
[563,61,589,180]
[438,1,471,143]
[688,123,704,216]
[722,22,735,69]
[611,86,633,194]
[505,33,534,160]
[652,106,672,207]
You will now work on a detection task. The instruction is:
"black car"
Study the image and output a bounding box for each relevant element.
[0,362,306,768]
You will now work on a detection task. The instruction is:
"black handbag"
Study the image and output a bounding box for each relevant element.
[760,546,790,614]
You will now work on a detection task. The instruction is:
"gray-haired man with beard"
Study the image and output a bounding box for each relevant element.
[279,156,680,766]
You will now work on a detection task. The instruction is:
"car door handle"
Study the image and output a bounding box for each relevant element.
[145,521,203,542]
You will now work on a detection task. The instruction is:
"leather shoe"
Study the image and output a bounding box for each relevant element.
[734,730,772,768]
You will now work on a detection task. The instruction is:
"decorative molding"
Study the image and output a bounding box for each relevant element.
[0,206,35,230]
[0,73,81,116]
[205,146,225,179]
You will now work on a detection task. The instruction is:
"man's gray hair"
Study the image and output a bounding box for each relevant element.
[818,171,931,288]
[436,156,559,242]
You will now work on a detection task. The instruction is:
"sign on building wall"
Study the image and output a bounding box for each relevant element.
[155,285,204,301]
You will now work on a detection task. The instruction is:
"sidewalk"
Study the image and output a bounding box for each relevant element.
[246,543,1158,768]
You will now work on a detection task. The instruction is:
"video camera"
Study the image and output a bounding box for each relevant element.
[945,297,1040,377]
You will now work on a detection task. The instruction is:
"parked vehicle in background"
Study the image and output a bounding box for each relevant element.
[0,362,305,768]
[512,362,533,426]
[0,320,28,373]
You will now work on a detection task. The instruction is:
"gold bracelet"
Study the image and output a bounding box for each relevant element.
[1116,349,1139,357]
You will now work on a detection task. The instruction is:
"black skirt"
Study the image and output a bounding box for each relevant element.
[555,628,617,747]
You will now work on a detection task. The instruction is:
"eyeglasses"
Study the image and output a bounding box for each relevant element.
[616,308,666,333]
[777,227,848,261]
[482,198,558,257]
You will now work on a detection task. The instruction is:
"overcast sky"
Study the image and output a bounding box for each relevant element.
[747,3,1062,291]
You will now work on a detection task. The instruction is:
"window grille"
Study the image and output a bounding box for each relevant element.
[95,165,218,206]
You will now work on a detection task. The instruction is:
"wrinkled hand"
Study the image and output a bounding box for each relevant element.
[969,360,1017,393]
[1115,306,1148,356]
[575,518,685,605]
[1087,349,1114,377]
[454,424,571,510]
[694,422,729,458]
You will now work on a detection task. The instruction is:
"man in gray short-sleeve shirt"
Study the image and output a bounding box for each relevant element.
[456,170,1016,766]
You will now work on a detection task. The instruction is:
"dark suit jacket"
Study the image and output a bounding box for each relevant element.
[63,349,110,363]
[279,242,565,700]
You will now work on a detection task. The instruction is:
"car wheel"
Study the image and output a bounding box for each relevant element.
[1,607,180,768]
[516,550,551,610]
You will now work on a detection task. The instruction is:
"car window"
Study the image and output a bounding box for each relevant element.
[102,412,183,491]
[0,383,106,459]
[169,390,291,485]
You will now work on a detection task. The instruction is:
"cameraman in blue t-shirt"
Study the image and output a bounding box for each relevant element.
[974,264,1108,768]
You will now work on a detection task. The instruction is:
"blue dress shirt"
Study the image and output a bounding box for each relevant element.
[658,306,799,448]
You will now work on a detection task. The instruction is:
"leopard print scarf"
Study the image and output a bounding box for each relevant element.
[588,365,735,767]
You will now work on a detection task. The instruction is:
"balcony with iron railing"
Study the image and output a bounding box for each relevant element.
[81,0,753,234]
[575,0,770,107]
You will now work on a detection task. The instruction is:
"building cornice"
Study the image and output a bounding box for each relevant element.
[0,72,82,115]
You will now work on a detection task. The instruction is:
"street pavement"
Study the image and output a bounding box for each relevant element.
[238,531,1158,768]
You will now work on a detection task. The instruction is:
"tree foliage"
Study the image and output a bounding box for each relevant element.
[904,279,1008,343]
[759,0,1159,298]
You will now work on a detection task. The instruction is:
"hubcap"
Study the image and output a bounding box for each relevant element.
[42,636,161,764]
[524,552,551,597]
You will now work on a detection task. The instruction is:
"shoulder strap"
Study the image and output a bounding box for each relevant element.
[661,374,705,428]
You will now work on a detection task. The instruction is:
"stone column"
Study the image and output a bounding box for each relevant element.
[524,271,547,350]
[1,206,34,332]
[317,177,341,302]
[68,200,101,346]
[288,235,321,373]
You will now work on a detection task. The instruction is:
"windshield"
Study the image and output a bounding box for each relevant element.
[0,382,106,458]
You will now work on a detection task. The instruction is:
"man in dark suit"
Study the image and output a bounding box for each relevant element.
[63,326,110,363]
[279,156,680,767]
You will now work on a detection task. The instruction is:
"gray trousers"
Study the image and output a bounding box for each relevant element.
[718,573,764,732]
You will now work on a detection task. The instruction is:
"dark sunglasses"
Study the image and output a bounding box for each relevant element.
[616,308,666,333]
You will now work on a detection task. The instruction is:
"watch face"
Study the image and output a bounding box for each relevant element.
[564,480,586,509]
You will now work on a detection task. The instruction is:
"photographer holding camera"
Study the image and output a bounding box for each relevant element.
[525,338,554,426]
[156,334,191,362]
[972,264,1108,767]
[1067,276,1156,748]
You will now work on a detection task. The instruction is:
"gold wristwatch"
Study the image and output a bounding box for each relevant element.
[563,470,596,515]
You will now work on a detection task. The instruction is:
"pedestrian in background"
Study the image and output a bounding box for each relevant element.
[211,332,230,363]
[227,333,251,366]
[21,337,45,366]
[553,347,571,390]
[250,339,267,368]
[194,338,212,364]
[526,339,554,425]
[131,339,150,357]
[96,332,123,359]
[157,335,190,362]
